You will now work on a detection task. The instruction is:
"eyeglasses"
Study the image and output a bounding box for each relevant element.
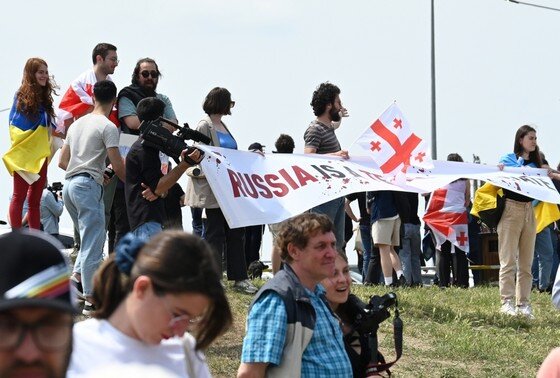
[0,316,72,352]
[140,70,159,79]
[107,57,120,64]
[160,296,203,336]
[230,101,236,108]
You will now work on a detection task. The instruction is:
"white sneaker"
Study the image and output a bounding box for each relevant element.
[82,301,95,316]
[500,300,517,316]
[233,279,258,295]
[517,304,535,320]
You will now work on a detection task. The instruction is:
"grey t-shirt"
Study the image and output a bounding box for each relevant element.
[303,120,341,154]
[64,114,119,185]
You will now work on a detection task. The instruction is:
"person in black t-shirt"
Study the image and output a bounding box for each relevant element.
[124,97,201,240]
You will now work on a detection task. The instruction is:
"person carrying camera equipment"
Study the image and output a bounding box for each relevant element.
[125,97,203,240]
[238,213,352,378]
[323,251,403,377]
[41,181,64,234]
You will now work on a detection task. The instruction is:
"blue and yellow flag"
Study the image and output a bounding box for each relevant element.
[2,97,52,176]
[472,182,560,233]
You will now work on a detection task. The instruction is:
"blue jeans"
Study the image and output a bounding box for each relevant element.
[532,225,554,290]
[63,175,105,297]
[360,223,372,280]
[131,221,163,241]
[400,223,422,285]
[310,197,345,251]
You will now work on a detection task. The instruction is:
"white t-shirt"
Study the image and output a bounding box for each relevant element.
[67,318,211,378]
[64,113,119,185]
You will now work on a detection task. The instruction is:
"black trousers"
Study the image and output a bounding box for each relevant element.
[206,207,248,281]
[365,246,383,284]
[436,241,469,288]
[108,185,130,253]
[245,225,264,266]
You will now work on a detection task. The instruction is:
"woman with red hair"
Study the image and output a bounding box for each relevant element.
[3,58,58,229]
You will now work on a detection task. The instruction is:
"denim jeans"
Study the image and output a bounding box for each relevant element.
[131,221,163,241]
[63,175,105,297]
[400,223,423,285]
[360,223,373,280]
[532,224,554,290]
[310,197,345,251]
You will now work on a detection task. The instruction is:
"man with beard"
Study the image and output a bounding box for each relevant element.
[110,58,178,248]
[117,57,177,134]
[303,82,349,251]
[0,230,76,378]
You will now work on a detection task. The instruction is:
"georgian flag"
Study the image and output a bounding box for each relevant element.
[352,102,432,175]
[56,70,118,131]
[423,185,469,253]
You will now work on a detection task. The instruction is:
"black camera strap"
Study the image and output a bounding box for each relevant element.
[365,301,403,377]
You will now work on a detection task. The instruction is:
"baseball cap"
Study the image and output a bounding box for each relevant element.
[0,230,76,314]
[248,142,265,152]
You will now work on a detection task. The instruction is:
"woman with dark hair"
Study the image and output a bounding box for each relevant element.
[3,57,58,229]
[497,125,542,319]
[185,87,258,294]
[68,231,232,377]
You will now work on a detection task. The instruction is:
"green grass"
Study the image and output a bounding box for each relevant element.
[206,282,560,378]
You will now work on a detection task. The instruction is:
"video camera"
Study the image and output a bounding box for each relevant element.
[342,292,403,376]
[139,117,211,164]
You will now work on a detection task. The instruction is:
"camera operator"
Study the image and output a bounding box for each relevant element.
[322,252,401,377]
[41,181,64,236]
[125,97,202,240]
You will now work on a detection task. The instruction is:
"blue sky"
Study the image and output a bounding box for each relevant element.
[1,0,559,260]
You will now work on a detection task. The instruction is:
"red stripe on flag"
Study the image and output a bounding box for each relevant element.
[371,119,422,173]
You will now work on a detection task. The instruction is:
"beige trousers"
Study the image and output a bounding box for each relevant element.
[497,199,536,306]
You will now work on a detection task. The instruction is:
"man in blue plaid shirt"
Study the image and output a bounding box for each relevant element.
[237,213,352,377]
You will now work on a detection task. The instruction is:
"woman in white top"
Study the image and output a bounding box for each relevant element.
[68,231,232,377]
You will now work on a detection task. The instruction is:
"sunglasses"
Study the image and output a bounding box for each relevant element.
[140,70,159,79]
[230,101,236,108]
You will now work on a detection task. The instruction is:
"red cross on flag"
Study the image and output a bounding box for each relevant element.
[423,183,469,253]
[352,103,432,174]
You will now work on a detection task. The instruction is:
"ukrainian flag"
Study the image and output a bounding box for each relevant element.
[472,183,560,233]
[3,98,52,176]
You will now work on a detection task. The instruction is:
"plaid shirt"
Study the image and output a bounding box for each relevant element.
[241,286,352,377]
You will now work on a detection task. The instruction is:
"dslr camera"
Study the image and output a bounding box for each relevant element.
[47,182,64,201]
[344,292,397,335]
[139,117,211,164]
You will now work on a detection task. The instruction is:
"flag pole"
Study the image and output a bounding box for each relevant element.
[430,0,437,160]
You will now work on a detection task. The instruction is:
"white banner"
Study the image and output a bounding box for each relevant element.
[198,146,560,228]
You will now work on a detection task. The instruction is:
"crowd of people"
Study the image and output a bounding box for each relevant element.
[3,42,560,377]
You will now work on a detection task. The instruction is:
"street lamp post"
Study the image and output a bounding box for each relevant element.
[507,0,560,12]
[431,0,437,160]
